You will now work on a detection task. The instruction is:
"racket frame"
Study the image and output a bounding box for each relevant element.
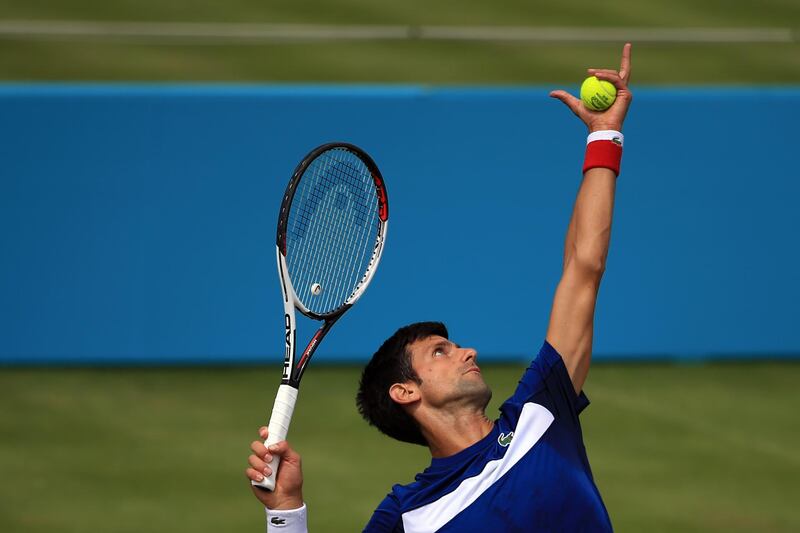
[253,142,388,491]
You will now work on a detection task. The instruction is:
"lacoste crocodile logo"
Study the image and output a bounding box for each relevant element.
[612,136,622,146]
[498,431,515,447]
[270,517,287,525]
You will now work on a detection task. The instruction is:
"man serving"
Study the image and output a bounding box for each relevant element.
[247,43,634,532]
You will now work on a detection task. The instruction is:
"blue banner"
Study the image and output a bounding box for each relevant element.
[1,85,798,363]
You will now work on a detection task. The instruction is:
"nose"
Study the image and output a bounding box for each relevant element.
[461,347,477,363]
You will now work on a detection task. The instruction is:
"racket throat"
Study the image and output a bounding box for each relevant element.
[296,331,322,371]
[292,316,339,385]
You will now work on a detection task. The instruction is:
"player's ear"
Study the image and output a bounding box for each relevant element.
[389,381,419,405]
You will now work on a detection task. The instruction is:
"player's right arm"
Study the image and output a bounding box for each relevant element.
[247,427,308,531]
[546,43,633,394]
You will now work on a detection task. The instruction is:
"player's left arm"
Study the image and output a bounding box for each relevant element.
[546,43,633,394]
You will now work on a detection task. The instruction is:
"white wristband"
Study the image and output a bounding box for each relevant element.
[266,503,308,533]
[586,130,624,147]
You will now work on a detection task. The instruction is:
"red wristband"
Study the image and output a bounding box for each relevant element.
[583,136,623,176]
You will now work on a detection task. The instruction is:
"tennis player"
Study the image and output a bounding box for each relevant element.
[247,43,633,532]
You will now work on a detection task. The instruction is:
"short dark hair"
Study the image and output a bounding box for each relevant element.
[356,321,448,447]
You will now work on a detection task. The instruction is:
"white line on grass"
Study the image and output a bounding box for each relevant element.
[0,20,796,44]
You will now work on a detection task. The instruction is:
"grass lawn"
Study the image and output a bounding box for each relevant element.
[1,362,798,532]
[1,1,799,83]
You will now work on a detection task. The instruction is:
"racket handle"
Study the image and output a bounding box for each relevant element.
[251,384,299,491]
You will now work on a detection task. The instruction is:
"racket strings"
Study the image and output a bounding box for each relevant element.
[285,148,381,315]
[298,156,376,313]
[317,158,376,311]
[319,157,377,311]
[293,157,368,292]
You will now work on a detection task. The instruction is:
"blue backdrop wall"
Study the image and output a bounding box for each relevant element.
[1,85,798,364]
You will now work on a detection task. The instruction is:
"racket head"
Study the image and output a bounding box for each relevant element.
[276,142,388,319]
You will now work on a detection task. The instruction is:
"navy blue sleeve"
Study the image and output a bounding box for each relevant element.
[499,341,589,425]
[363,492,404,532]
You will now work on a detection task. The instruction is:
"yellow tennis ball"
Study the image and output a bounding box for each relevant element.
[580,76,617,111]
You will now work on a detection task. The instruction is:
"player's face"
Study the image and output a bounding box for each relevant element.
[407,335,492,410]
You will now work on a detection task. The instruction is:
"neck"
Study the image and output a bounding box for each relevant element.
[419,407,494,458]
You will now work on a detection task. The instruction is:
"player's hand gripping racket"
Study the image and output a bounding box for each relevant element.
[252,142,388,491]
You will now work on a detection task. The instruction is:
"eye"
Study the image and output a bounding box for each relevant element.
[433,348,445,357]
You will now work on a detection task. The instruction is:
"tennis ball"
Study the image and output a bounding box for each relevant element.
[580,76,617,111]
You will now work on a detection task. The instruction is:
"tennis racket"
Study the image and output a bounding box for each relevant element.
[252,142,389,491]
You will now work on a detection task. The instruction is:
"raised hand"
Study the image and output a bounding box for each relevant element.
[550,43,633,133]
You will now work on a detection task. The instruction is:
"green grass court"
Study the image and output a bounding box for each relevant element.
[1,362,798,532]
[1,0,799,83]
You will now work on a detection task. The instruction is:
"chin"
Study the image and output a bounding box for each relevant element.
[461,380,492,409]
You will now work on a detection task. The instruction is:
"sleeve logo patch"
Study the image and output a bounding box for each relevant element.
[498,431,515,447]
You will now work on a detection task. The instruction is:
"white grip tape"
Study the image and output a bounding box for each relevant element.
[251,384,298,491]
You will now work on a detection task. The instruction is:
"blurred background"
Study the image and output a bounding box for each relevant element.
[1,1,799,532]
